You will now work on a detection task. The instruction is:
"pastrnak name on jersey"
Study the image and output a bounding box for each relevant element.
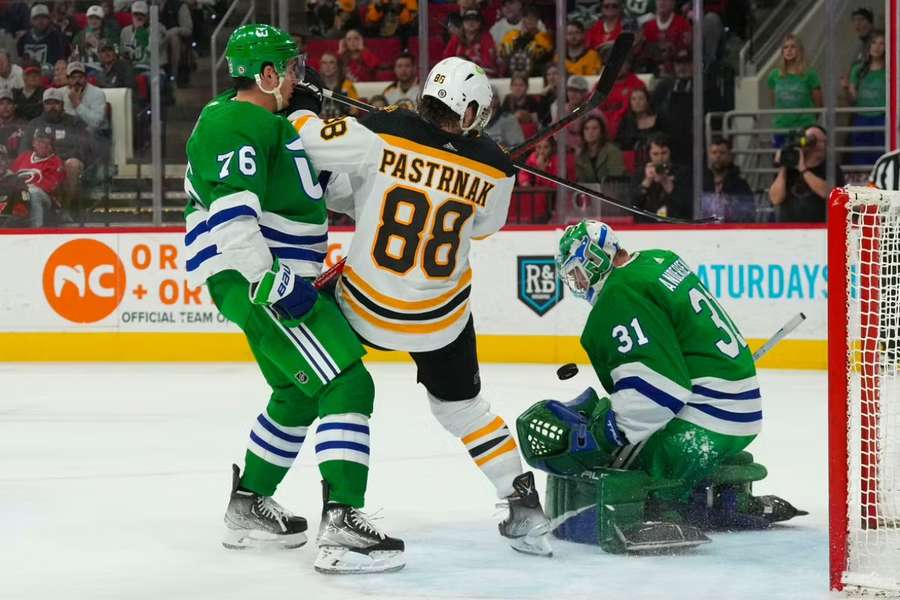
[378,148,495,208]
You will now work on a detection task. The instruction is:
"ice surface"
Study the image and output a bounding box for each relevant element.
[1,363,838,600]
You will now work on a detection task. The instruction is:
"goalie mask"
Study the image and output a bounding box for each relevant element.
[557,220,621,304]
[421,57,493,134]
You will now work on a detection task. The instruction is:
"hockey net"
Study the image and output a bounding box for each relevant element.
[829,186,900,595]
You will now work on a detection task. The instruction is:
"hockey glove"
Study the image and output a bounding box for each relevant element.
[249,259,317,321]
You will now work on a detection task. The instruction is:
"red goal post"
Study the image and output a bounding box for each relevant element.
[828,186,900,595]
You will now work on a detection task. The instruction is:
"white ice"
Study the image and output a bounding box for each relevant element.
[1,363,837,600]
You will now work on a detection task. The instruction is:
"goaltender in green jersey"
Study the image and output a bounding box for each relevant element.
[517,220,805,552]
[182,24,403,574]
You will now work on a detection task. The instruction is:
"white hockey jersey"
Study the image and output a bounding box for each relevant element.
[291,108,516,352]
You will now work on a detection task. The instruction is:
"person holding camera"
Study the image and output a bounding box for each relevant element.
[632,132,692,221]
[768,125,845,223]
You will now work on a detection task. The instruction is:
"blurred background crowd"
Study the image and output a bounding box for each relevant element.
[0,0,892,228]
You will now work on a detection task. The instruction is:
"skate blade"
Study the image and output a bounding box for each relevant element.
[509,532,553,557]
[313,545,406,574]
[222,528,307,550]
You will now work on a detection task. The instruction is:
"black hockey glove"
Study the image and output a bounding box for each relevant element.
[281,65,326,117]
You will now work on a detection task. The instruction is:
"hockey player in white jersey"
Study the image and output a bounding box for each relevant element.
[288,58,552,556]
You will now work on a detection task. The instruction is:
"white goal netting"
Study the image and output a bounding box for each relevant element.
[842,187,900,595]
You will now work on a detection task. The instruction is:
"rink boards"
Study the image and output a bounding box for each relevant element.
[0,224,827,369]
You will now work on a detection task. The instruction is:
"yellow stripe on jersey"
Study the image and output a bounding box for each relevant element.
[474,437,518,467]
[291,115,313,133]
[343,265,472,311]
[341,288,469,334]
[379,134,507,180]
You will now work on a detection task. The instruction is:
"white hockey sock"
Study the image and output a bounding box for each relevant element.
[247,410,308,470]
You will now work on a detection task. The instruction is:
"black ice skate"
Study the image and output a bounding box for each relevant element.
[222,464,308,550]
[314,482,405,574]
[498,472,553,556]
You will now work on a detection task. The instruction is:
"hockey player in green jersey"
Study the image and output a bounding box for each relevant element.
[183,24,403,574]
[516,220,805,552]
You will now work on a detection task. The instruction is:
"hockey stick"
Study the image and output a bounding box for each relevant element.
[556,312,808,380]
[751,312,806,361]
[507,31,636,161]
[314,89,714,226]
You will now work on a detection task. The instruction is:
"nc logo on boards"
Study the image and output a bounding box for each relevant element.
[517,255,563,317]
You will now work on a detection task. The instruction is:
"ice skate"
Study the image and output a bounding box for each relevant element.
[498,472,553,556]
[222,464,308,550]
[314,482,405,574]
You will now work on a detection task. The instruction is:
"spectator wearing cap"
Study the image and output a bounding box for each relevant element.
[549,76,590,140]
[96,42,136,91]
[72,5,114,73]
[638,0,691,75]
[499,6,552,77]
[652,48,694,168]
[565,21,602,76]
[0,89,25,156]
[851,7,875,68]
[158,0,193,85]
[21,86,89,209]
[14,64,46,121]
[121,1,169,72]
[0,50,24,95]
[64,61,107,133]
[443,10,498,77]
[17,4,69,69]
[489,0,546,47]
[382,54,420,107]
[586,0,624,53]
[11,128,65,227]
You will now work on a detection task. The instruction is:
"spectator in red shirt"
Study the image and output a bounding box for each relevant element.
[514,136,575,223]
[442,10,497,76]
[639,0,691,75]
[338,29,380,82]
[586,0,624,53]
[598,57,645,138]
[12,129,64,227]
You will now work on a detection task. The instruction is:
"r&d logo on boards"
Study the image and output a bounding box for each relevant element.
[42,238,126,323]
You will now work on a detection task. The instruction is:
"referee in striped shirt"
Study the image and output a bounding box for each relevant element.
[869,148,900,190]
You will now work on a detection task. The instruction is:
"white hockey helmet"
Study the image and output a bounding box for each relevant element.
[421,57,493,134]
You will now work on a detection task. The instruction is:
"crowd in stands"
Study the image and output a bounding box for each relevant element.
[0,0,219,227]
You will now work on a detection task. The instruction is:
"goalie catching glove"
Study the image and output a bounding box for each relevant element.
[249,258,318,321]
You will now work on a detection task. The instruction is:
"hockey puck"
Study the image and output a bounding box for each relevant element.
[557,363,579,380]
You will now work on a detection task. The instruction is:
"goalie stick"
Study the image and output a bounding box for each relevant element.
[507,31,635,161]
[555,312,808,380]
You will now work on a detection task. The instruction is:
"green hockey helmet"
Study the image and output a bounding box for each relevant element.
[225,24,300,79]
[557,220,621,304]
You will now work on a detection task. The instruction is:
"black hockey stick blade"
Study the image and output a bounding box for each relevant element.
[512,159,715,225]
[508,31,635,160]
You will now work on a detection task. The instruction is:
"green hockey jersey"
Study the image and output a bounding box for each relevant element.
[581,249,761,444]
[183,91,328,287]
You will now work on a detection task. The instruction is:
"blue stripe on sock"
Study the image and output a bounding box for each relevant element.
[270,247,328,263]
[249,431,299,459]
[315,440,370,455]
[257,414,306,444]
[317,422,370,435]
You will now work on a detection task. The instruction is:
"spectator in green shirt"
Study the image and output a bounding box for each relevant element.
[767,34,822,147]
[845,31,886,165]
